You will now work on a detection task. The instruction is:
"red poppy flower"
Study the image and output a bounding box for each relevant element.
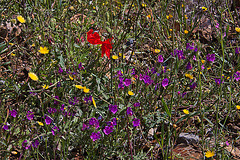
[87,29,102,45]
[101,38,113,59]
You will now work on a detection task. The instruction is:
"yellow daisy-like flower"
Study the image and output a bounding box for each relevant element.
[17,15,26,23]
[183,109,189,114]
[207,67,211,70]
[11,53,16,56]
[236,105,240,110]
[142,3,147,7]
[69,75,74,80]
[42,84,49,89]
[28,72,39,81]
[92,97,96,108]
[184,30,189,34]
[147,15,151,18]
[205,150,214,158]
[202,7,207,11]
[235,27,240,33]
[169,14,173,18]
[128,91,134,96]
[201,60,205,63]
[38,46,49,54]
[37,121,44,126]
[112,55,119,59]
[83,87,90,93]
[185,73,193,79]
[169,29,173,32]
[75,85,84,89]
[155,49,160,53]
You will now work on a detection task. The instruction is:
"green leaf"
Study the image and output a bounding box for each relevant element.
[161,98,171,117]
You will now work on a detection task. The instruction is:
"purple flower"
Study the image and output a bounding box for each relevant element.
[52,126,59,135]
[48,107,57,114]
[58,67,63,73]
[45,116,52,125]
[118,81,124,89]
[162,78,169,88]
[226,141,230,146]
[82,123,89,131]
[190,82,197,89]
[54,96,60,105]
[9,109,17,117]
[26,111,34,121]
[57,82,61,87]
[206,54,215,62]
[151,67,157,74]
[103,125,114,135]
[201,65,205,70]
[22,140,31,150]
[186,43,195,50]
[90,132,101,141]
[215,78,223,85]
[131,68,136,75]
[117,70,123,76]
[173,49,185,60]
[186,62,192,70]
[235,47,240,54]
[3,125,8,130]
[89,118,99,129]
[134,102,140,107]
[234,71,240,81]
[158,55,164,63]
[126,107,133,116]
[182,92,187,98]
[132,118,140,127]
[142,74,153,85]
[112,118,117,126]
[124,79,131,86]
[32,140,39,148]
[60,104,65,111]
[69,97,78,105]
[194,47,198,52]
[109,104,118,114]
[78,62,84,70]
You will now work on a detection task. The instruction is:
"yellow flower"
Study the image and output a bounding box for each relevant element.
[112,55,119,59]
[169,14,173,18]
[128,91,134,95]
[17,15,26,23]
[183,109,189,114]
[42,84,49,89]
[205,150,214,158]
[236,105,240,110]
[32,43,35,47]
[92,97,96,108]
[69,6,74,10]
[37,121,44,126]
[155,49,160,53]
[9,43,14,45]
[69,75,74,80]
[207,67,211,70]
[168,36,172,39]
[28,72,39,81]
[93,6,96,9]
[201,60,205,63]
[185,73,193,79]
[147,15,151,18]
[184,30,189,34]
[83,87,90,93]
[142,3,146,7]
[235,27,240,33]
[38,46,49,54]
[166,15,170,19]
[169,29,173,32]
[11,151,18,155]
[185,15,188,19]
[11,53,16,56]
[182,4,184,8]
[75,85,84,89]
[202,7,207,11]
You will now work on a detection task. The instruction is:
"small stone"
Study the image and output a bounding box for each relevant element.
[177,133,199,145]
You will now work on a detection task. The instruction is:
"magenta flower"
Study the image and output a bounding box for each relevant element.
[206,54,215,62]
[109,104,118,114]
[162,78,169,88]
[126,107,133,116]
[103,125,114,135]
[82,123,89,131]
[190,82,197,89]
[133,118,140,127]
[235,47,240,54]
[26,111,34,121]
[124,78,131,86]
[158,55,164,63]
[58,67,63,73]
[9,109,17,117]
[112,118,117,126]
[134,102,140,107]
[89,118,99,129]
[48,107,57,114]
[201,65,205,70]
[54,96,60,105]
[234,71,240,81]
[51,126,59,135]
[22,140,31,150]
[45,116,52,125]
[90,132,101,141]
[215,78,223,85]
